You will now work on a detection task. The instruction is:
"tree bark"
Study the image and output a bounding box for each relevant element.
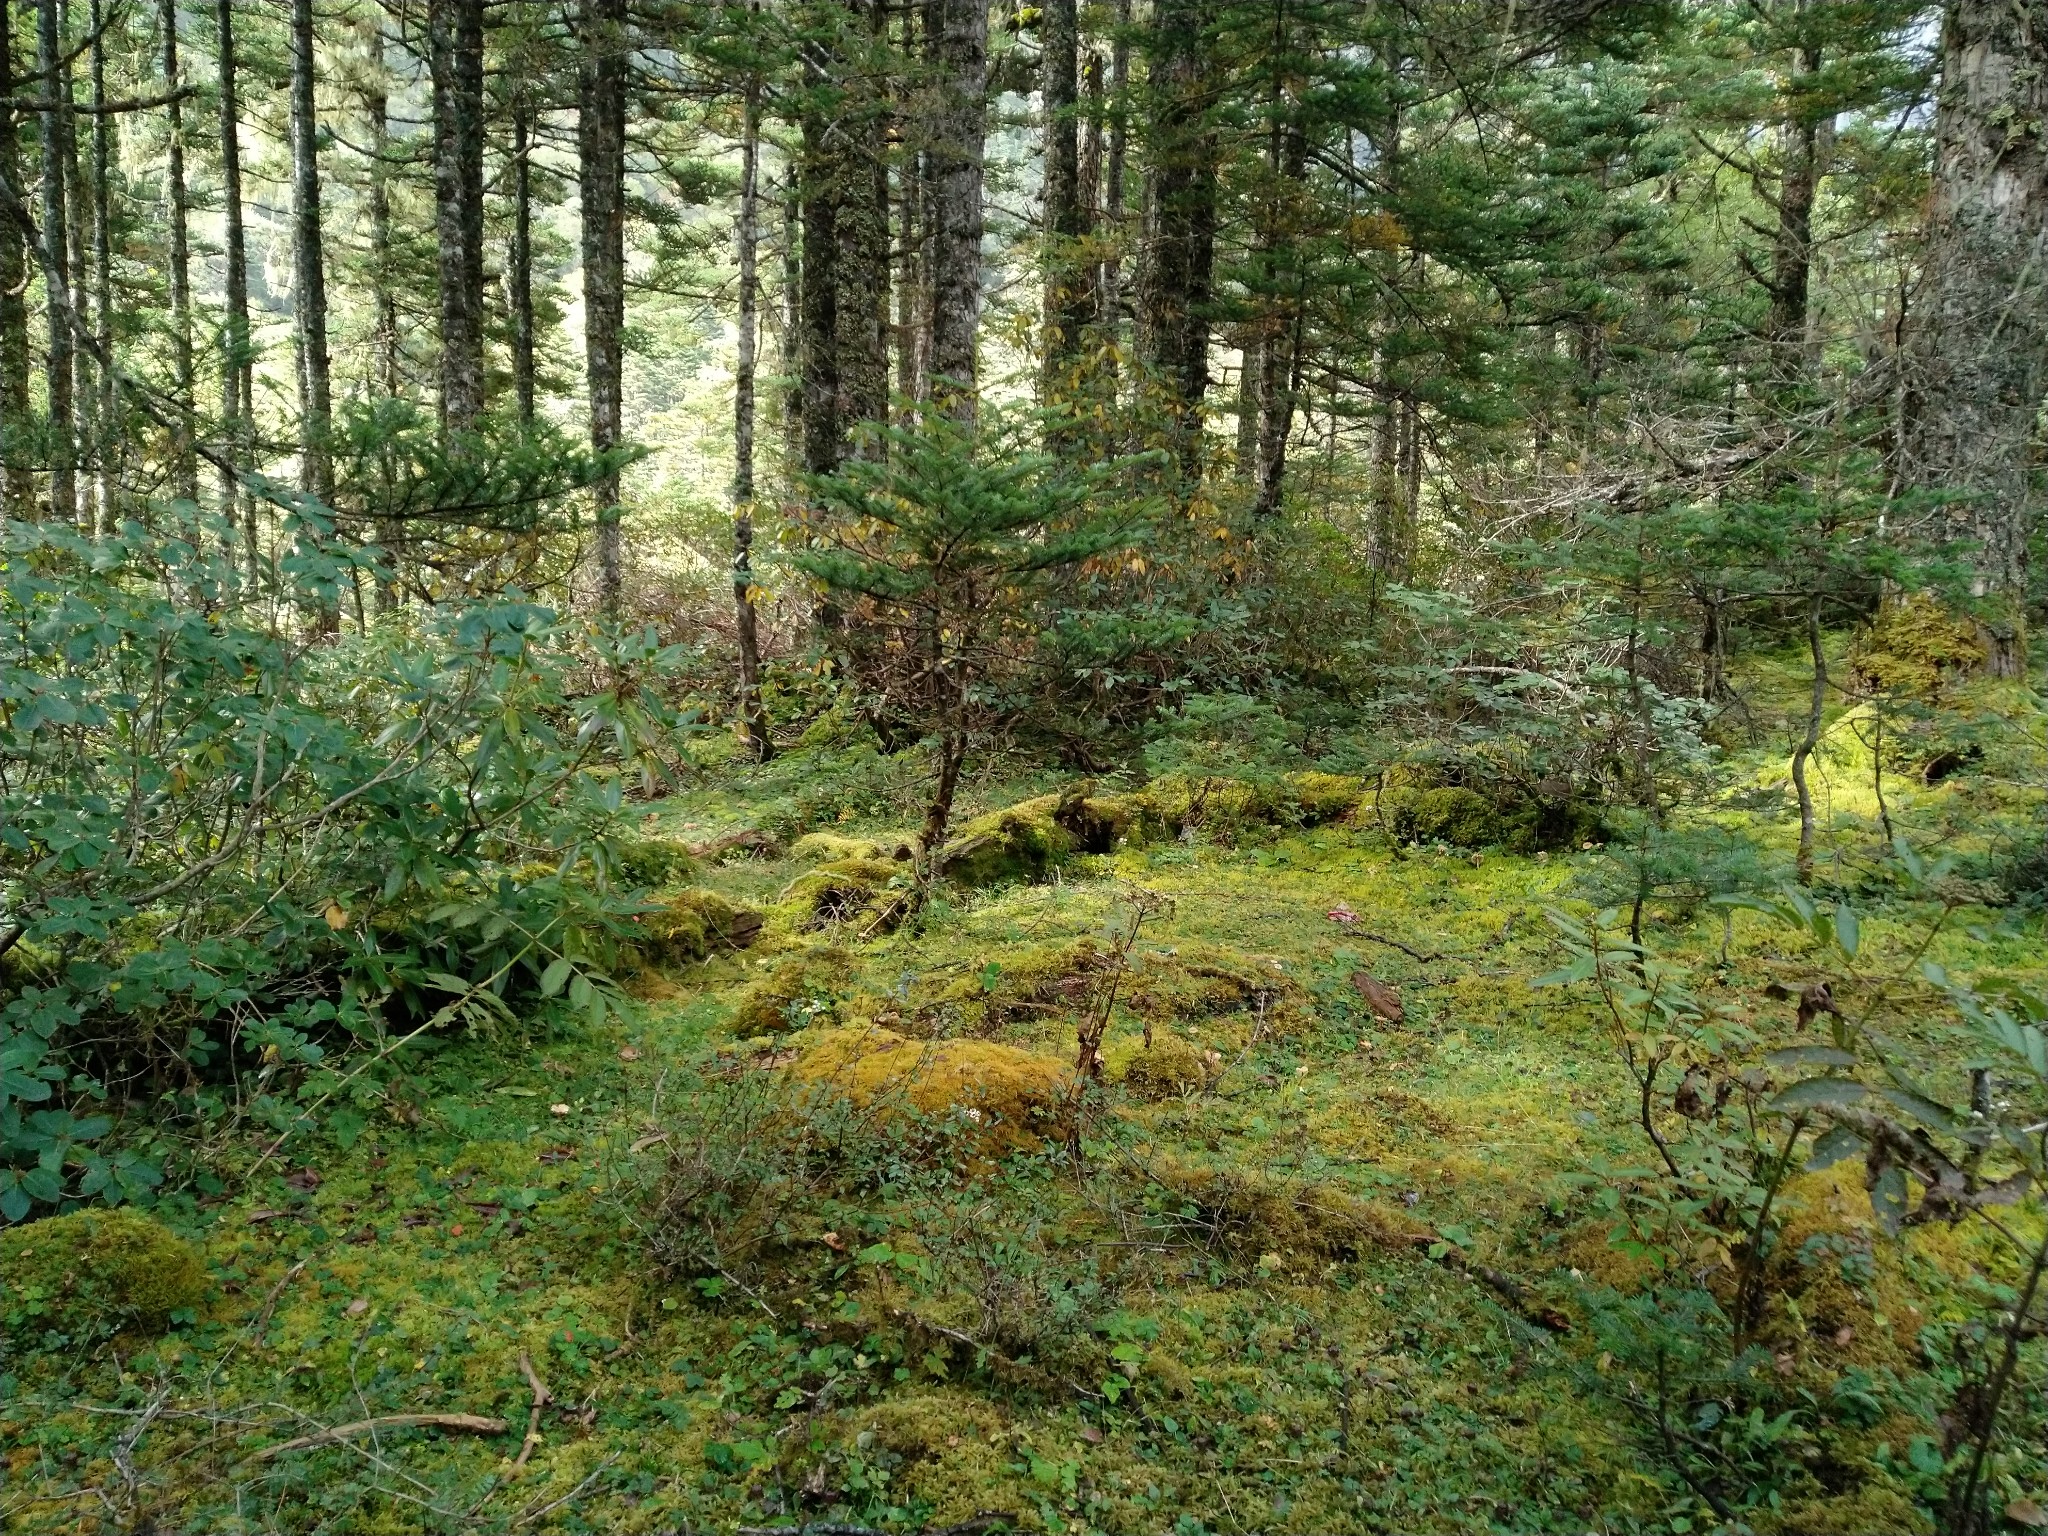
[1898,0,2048,678]
[36,0,74,527]
[510,96,535,427]
[431,0,486,433]
[365,28,398,399]
[1040,0,1091,393]
[1764,36,1826,388]
[0,0,31,519]
[579,0,627,616]
[1791,589,1826,884]
[1252,117,1304,517]
[924,0,986,412]
[289,0,332,514]
[836,0,888,448]
[799,57,840,476]
[161,0,195,504]
[216,0,254,569]
[88,0,115,531]
[733,69,773,762]
[1100,0,1129,335]
[1136,0,1215,479]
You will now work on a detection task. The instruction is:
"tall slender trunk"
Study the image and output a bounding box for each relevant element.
[62,0,88,532]
[733,70,773,763]
[0,0,31,520]
[924,0,985,412]
[217,0,253,568]
[836,1,889,452]
[87,0,114,531]
[579,0,627,616]
[1252,116,1304,517]
[1370,356,1401,575]
[162,0,195,504]
[1136,0,1215,480]
[289,0,332,521]
[1898,0,2048,678]
[36,0,74,527]
[799,62,841,476]
[366,38,398,399]
[1040,0,1091,395]
[1099,0,1129,337]
[1764,38,1826,388]
[431,0,486,432]
[778,181,801,482]
[509,97,535,427]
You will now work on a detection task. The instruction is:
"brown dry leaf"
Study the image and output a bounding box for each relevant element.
[2009,1500,2048,1529]
[323,901,348,930]
[618,1045,642,1062]
[346,1298,369,1317]
[1326,905,1358,925]
[1350,971,1405,1023]
[1080,1425,1104,1444]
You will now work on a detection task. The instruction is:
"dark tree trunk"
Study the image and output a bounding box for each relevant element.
[925,0,986,411]
[36,0,74,527]
[1040,0,1092,392]
[0,0,31,519]
[1136,0,1216,479]
[836,0,889,447]
[799,69,840,477]
[87,0,114,531]
[289,0,332,512]
[1763,39,1826,387]
[733,71,773,762]
[366,34,398,399]
[431,0,486,432]
[579,0,627,615]
[510,98,535,427]
[1252,117,1304,517]
[162,0,196,504]
[1899,0,2048,678]
[1100,0,1129,334]
[217,0,254,568]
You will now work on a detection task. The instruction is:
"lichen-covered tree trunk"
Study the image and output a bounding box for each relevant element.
[579,0,627,616]
[431,0,487,433]
[88,0,118,532]
[837,0,890,450]
[1900,0,2048,677]
[509,98,535,427]
[0,0,31,520]
[1136,0,1216,480]
[733,71,773,763]
[217,0,255,567]
[1040,0,1093,395]
[289,0,333,512]
[36,0,75,528]
[161,0,196,504]
[924,0,986,412]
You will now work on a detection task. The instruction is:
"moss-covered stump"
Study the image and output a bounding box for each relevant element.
[1125,944,1310,1036]
[789,831,916,865]
[781,857,910,930]
[923,937,1114,1032]
[1,1207,205,1338]
[788,1027,1073,1153]
[1849,591,1985,699]
[1118,1033,1222,1101]
[1142,1159,1417,1271]
[632,888,763,964]
[1376,775,1601,852]
[728,946,857,1035]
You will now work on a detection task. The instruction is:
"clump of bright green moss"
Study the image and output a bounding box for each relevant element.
[728,946,858,1034]
[1,1207,206,1338]
[631,888,763,964]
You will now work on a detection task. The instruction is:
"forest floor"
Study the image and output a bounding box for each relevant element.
[3,652,2045,1535]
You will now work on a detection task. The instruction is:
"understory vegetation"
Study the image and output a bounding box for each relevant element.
[4,0,2048,1531]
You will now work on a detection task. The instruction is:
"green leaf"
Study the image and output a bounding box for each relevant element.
[1878,1085,1960,1133]
[1833,902,1859,959]
[1805,1124,1865,1172]
[1770,1077,1866,1112]
[540,957,574,998]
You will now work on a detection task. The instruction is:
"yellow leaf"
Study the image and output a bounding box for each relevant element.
[324,902,348,930]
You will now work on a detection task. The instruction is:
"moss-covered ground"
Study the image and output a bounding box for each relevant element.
[2,660,2044,1535]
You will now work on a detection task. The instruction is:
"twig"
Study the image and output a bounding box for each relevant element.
[243,1414,508,1462]
[512,1351,553,1471]
[511,1452,619,1528]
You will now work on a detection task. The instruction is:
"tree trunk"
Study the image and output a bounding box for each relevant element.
[924,0,986,411]
[217,0,254,569]
[87,0,116,532]
[431,0,486,433]
[366,32,398,399]
[1791,589,1826,885]
[733,70,773,763]
[1764,38,1826,388]
[1370,357,1401,576]
[579,0,627,616]
[1100,0,1129,335]
[1252,119,1304,517]
[1898,0,2048,678]
[289,0,332,516]
[799,71,840,476]
[836,0,889,448]
[0,0,31,520]
[1040,0,1091,393]
[36,0,74,527]
[1136,0,1216,479]
[162,0,196,504]
[509,97,535,427]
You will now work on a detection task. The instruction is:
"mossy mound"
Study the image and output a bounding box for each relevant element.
[608,832,698,890]
[729,947,857,1035]
[1376,777,1600,852]
[632,888,763,964]
[781,857,910,929]
[1125,945,1309,1035]
[1141,772,1364,840]
[1118,1034,1221,1101]
[924,937,1113,1031]
[1,1207,206,1338]
[936,799,1074,888]
[1143,1159,1414,1269]
[790,831,914,865]
[788,1027,1073,1152]
[1850,591,1985,699]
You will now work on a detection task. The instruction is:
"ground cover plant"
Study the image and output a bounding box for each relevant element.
[5,0,2048,1530]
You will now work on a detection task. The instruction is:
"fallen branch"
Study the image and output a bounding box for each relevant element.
[512,1351,554,1471]
[244,1413,508,1461]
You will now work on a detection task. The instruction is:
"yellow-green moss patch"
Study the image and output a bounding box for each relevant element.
[1,1207,205,1337]
[788,1027,1073,1151]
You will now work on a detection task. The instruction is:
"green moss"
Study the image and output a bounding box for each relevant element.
[937,798,1074,887]
[632,888,763,964]
[789,1027,1073,1152]
[1850,592,1985,699]
[1118,1033,1220,1100]
[1,1207,205,1337]
[728,946,857,1034]
[608,833,698,890]
[790,831,911,865]
[1124,944,1310,1035]
[780,857,908,929]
